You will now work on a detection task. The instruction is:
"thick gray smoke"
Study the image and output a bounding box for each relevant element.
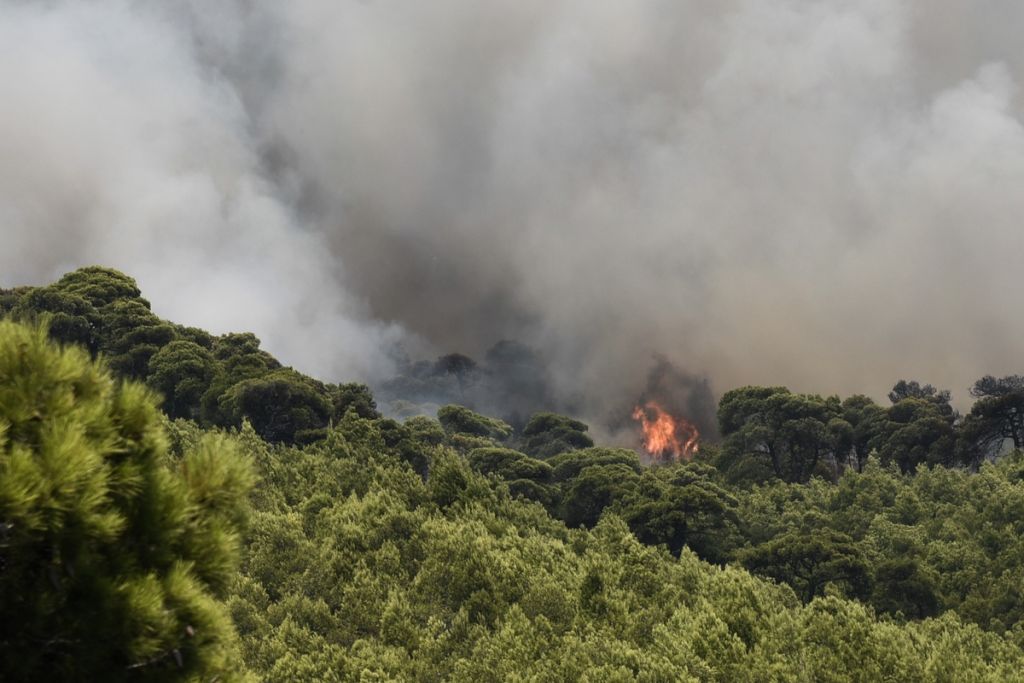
[3,1,1024,425]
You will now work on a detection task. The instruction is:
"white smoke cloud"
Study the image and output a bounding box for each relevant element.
[2,0,1023,416]
[0,1,405,380]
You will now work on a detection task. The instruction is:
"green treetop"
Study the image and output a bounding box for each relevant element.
[0,320,254,681]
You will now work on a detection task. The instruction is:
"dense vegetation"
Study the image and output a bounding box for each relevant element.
[0,320,254,681]
[3,267,1024,680]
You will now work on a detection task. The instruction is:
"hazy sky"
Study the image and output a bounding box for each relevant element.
[2,0,1023,419]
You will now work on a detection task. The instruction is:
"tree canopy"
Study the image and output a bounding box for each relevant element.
[4,268,1024,680]
[0,320,253,681]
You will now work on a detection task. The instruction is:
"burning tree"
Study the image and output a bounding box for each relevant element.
[632,400,700,462]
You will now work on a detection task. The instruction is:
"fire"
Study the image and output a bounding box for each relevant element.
[632,400,700,461]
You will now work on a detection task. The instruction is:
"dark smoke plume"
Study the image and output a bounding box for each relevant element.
[639,357,719,442]
[3,1,1024,428]
[379,341,560,430]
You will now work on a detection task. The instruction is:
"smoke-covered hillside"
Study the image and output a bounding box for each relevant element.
[4,1,1024,426]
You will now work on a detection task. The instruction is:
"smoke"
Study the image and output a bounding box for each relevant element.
[378,341,558,429]
[2,0,1024,424]
[638,357,719,442]
[0,1,409,381]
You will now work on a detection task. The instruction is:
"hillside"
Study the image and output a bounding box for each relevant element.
[2,267,1024,681]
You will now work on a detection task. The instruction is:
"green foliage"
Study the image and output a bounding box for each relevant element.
[468,447,552,482]
[3,270,346,448]
[959,375,1024,467]
[734,456,1024,632]
[6,267,1024,679]
[11,286,101,352]
[330,382,380,421]
[520,411,594,459]
[717,386,848,484]
[876,397,956,472]
[0,286,31,314]
[98,299,177,379]
[54,266,142,308]
[147,340,217,420]
[28,267,177,379]
[200,332,281,428]
[561,463,640,528]
[888,379,953,408]
[376,417,433,478]
[403,415,446,447]
[174,325,215,349]
[0,320,253,681]
[871,558,940,619]
[839,394,888,472]
[219,369,332,444]
[223,415,1024,681]
[717,384,966,482]
[437,404,512,441]
[739,529,871,602]
[614,462,740,562]
[548,447,642,483]
[468,447,557,507]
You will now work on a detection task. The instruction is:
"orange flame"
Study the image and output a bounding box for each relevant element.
[632,400,700,461]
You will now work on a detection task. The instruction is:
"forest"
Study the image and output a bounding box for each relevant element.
[2,266,1024,681]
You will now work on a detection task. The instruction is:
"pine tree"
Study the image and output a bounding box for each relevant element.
[0,321,254,681]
